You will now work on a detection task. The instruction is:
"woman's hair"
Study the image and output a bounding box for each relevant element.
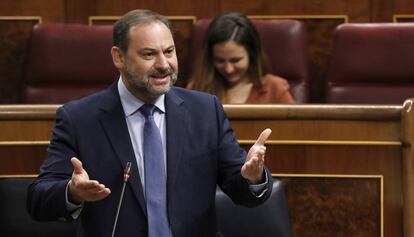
[191,12,270,100]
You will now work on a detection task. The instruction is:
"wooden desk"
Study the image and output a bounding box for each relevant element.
[1,102,413,237]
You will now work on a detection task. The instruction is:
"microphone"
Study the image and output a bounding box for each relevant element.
[111,162,132,237]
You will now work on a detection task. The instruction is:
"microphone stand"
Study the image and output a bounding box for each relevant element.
[111,162,132,237]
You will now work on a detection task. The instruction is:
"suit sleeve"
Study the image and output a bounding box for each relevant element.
[27,106,78,221]
[213,96,273,207]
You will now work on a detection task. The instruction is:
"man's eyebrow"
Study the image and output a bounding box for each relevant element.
[138,48,158,54]
[139,48,156,52]
[163,45,175,51]
[139,45,174,52]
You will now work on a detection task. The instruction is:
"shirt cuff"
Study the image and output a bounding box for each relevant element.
[248,172,269,198]
[66,180,83,219]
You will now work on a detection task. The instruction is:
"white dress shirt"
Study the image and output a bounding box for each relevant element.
[118,77,167,196]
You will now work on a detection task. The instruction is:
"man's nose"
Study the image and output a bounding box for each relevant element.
[154,54,169,69]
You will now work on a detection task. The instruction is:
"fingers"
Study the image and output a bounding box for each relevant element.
[245,155,263,169]
[241,155,265,184]
[77,181,111,201]
[247,147,266,167]
[71,157,84,174]
[70,178,111,202]
[241,146,266,184]
[254,128,272,146]
[85,183,111,201]
[69,157,111,202]
[76,180,101,190]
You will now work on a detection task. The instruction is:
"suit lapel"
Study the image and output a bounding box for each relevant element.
[165,89,188,193]
[98,83,147,215]
[97,85,188,217]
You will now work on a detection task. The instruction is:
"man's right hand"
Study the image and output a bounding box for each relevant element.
[68,157,111,204]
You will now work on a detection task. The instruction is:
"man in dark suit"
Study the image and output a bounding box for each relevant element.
[27,9,273,237]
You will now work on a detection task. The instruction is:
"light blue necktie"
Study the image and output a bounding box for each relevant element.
[140,104,170,237]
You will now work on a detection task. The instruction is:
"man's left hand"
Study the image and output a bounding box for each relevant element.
[241,128,272,184]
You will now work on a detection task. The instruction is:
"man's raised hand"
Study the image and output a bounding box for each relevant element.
[241,128,272,184]
[68,157,111,203]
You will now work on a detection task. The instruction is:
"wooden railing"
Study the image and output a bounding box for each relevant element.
[1,102,413,237]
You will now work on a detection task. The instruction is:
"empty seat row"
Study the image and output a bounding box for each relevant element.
[22,21,414,104]
[327,23,414,104]
[23,24,117,104]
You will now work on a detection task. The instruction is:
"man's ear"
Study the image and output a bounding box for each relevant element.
[111,46,125,70]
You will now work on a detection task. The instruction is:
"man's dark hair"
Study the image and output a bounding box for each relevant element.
[113,9,172,52]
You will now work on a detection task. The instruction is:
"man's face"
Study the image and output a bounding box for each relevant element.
[114,21,178,102]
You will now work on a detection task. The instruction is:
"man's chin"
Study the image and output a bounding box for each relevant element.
[146,73,177,96]
[148,83,173,97]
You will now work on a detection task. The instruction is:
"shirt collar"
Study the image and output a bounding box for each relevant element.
[118,76,166,117]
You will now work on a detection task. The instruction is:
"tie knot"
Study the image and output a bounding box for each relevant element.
[140,104,156,118]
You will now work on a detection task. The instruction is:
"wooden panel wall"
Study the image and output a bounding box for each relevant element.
[0,0,413,103]
[1,102,413,237]
[228,104,407,237]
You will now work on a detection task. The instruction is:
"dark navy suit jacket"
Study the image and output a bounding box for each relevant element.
[27,82,272,237]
